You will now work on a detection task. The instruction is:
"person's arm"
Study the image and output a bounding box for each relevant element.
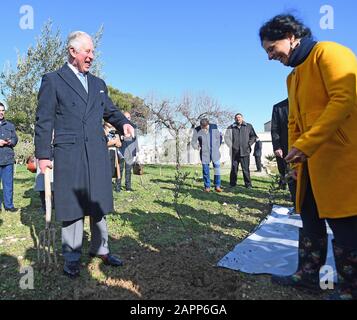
[107,136,121,148]
[191,129,199,150]
[134,132,139,154]
[35,74,56,173]
[271,105,282,151]
[248,125,258,146]
[5,124,18,147]
[293,43,357,158]
[102,80,134,137]
[224,127,232,148]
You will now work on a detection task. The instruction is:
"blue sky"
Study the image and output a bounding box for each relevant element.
[1,0,356,131]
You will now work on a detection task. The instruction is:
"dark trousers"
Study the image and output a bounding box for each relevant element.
[0,164,14,209]
[255,156,262,171]
[277,156,296,206]
[300,175,357,249]
[119,158,133,190]
[230,154,251,187]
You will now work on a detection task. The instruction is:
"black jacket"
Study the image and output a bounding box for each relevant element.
[224,121,257,157]
[0,120,18,166]
[253,140,262,157]
[271,99,289,155]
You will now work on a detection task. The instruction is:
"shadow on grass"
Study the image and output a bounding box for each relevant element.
[0,254,21,299]
[2,166,279,300]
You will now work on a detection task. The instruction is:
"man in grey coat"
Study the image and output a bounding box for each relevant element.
[191,118,222,192]
[35,31,135,278]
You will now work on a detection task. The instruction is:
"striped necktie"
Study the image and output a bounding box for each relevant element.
[78,72,88,93]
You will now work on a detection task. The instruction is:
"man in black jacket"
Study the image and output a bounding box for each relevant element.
[271,99,296,206]
[225,113,257,188]
[253,137,263,172]
[0,102,18,212]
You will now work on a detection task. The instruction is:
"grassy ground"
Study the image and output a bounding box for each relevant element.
[0,164,325,300]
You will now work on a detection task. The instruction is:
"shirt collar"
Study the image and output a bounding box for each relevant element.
[67,62,87,77]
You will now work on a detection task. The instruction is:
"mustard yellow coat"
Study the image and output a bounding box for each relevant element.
[287,41,357,219]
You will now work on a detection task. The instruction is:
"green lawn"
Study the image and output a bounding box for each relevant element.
[0,164,323,300]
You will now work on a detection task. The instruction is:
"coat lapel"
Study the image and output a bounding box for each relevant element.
[288,70,303,133]
[57,64,88,104]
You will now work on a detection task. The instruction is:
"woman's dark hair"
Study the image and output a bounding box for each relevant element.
[259,14,312,43]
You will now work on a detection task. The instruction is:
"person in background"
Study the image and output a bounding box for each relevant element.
[253,137,263,172]
[260,13,357,300]
[103,122,122,192]
[118,112,138,192]
[0,102,18,212]
[225,113,257,189]
[191,118,222,193]
[271,98,296,207]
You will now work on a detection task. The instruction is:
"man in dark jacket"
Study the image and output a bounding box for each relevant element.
[225,113,257,188]
[253,137,263,172]
[271,99,296,206]
[35,31,135,278]
[0,103,18,212]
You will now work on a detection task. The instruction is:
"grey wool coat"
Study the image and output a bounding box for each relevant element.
[35,64,132,222]
[191,124,222,164]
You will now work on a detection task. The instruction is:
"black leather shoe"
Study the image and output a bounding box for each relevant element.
[89,253,124,267]
[63,261,80,278]
[4,207,18,212]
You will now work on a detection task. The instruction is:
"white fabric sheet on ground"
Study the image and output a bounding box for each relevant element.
[218,205,336,279]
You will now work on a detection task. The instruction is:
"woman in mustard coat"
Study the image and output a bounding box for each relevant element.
[259,14,357,300]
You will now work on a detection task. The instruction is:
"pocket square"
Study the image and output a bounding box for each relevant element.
[100,90,105,93]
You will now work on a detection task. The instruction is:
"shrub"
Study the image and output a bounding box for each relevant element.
[14,132,34,164]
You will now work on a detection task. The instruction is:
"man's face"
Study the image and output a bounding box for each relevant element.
[0,107,5,120]
[70,36,94,73]
[235,115,243,125]
[202,124,209,131]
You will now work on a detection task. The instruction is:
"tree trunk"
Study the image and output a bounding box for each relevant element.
[175,130,181,170]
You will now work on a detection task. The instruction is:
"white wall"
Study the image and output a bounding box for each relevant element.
[137,128,274,169]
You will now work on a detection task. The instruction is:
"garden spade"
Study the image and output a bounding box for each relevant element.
[37,167,57,267]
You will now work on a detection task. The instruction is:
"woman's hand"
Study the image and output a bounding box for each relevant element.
[285,147,307,164]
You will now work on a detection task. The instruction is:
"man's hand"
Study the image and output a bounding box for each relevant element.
[39,159,53,174]
[123,124,135,138]
[274,149,284,158]
[0,139,7,147]
[285,147,307,164]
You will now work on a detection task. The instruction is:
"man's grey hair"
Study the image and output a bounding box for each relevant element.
[67,31,92,60]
